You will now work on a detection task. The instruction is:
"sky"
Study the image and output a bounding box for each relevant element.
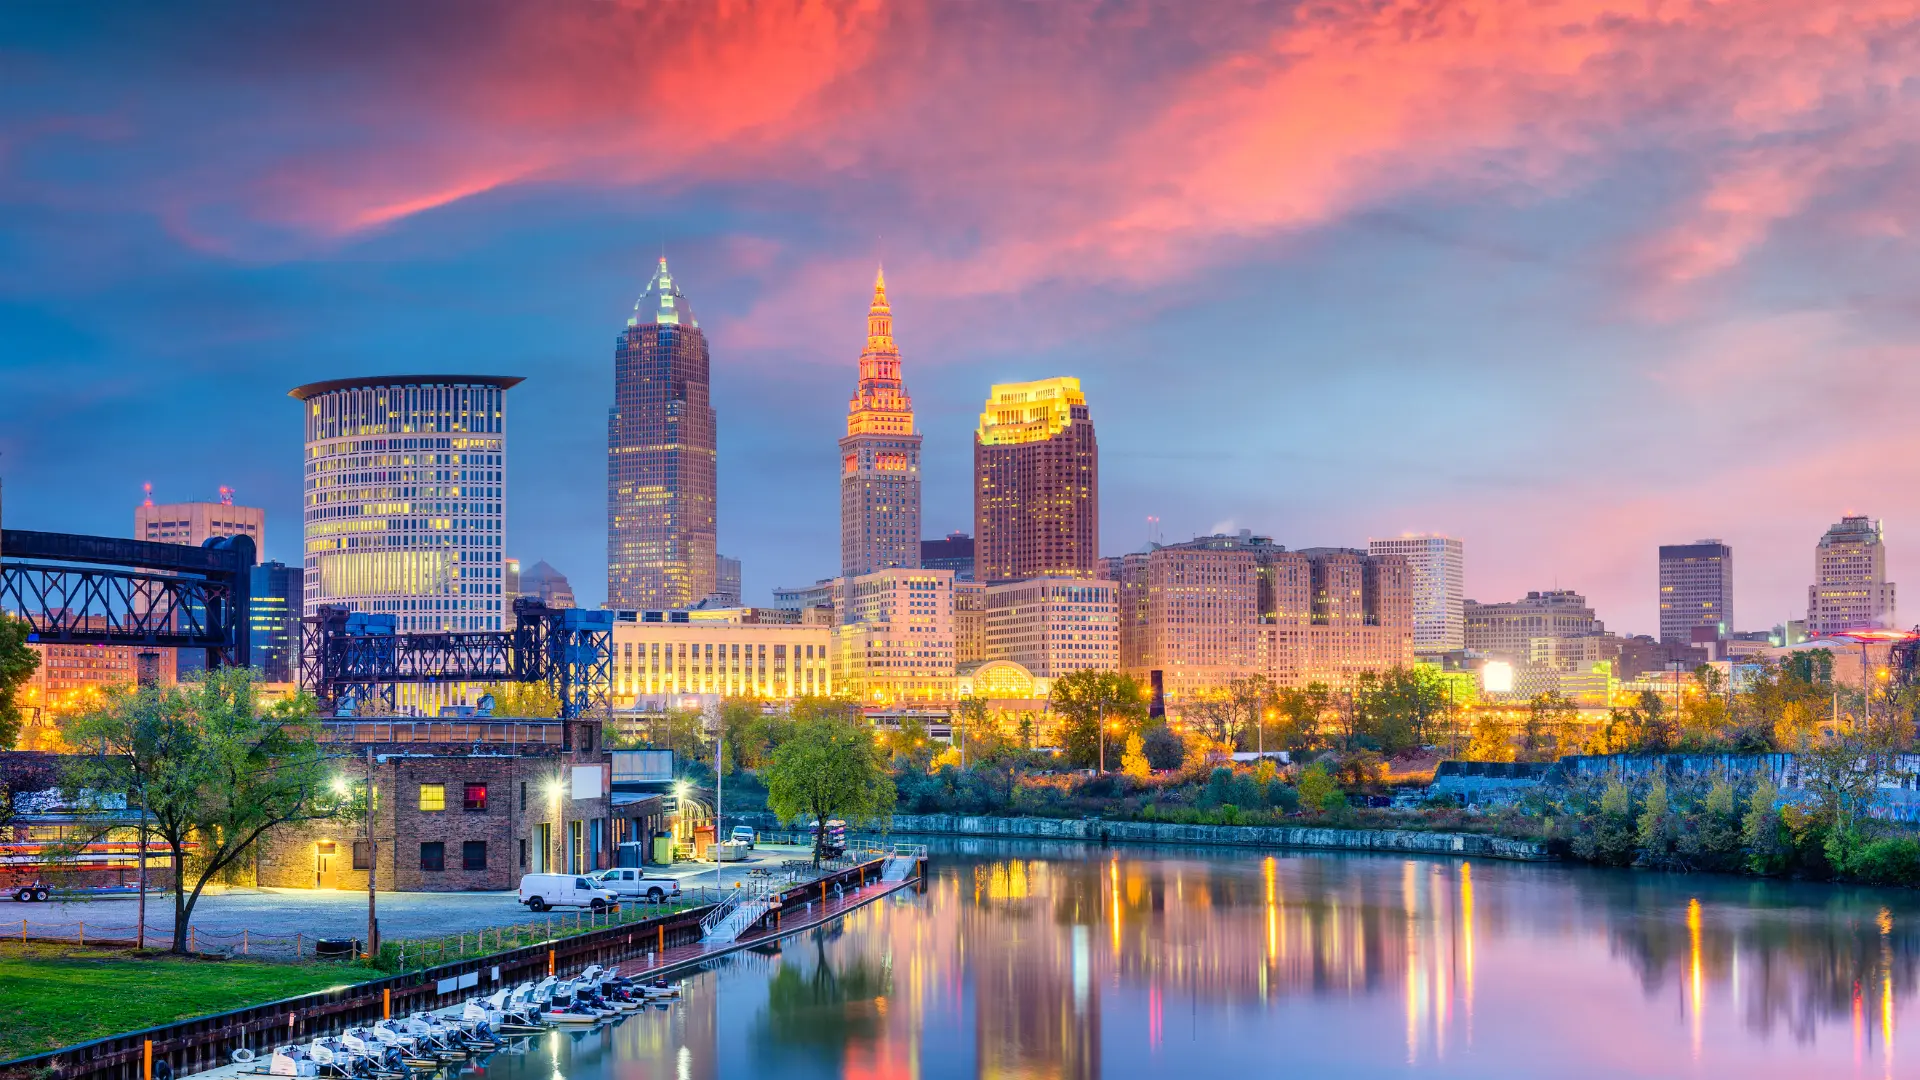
[3,0,1919,635]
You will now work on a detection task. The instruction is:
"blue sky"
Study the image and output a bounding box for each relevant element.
[4,1,1919,634]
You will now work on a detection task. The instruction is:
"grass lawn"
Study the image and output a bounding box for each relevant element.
[0,943,378,1062]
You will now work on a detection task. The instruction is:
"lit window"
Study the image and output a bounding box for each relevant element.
[419,784,446,811]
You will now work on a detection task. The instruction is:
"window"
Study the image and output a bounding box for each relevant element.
[519,838,527,868]
[420,842,445,871]
[419,784,445,811]
[520,782,527,812]
[462,840,487,871]
[464,783,488,812]
[351,841,370,870]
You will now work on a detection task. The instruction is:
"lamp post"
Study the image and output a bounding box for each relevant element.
[365,747,378,960]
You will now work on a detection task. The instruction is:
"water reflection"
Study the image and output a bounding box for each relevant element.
[480,838,1920,1079]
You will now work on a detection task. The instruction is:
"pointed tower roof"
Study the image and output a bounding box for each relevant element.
[628,256,697,328]
[871,266,888,311]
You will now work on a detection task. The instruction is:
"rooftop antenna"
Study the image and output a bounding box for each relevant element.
[142,483,153,507]
[218,486,234,506]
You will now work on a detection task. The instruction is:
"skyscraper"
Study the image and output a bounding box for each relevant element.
[1367,534,1464,654]
[975,378,1098,583]
[840,269,921,578]
[608,257,717,610]
[291,375,515,635]
[248,561,303,682]
[713,554,742,605]
[1808,515,1896,634]
[1658,539,1733,645]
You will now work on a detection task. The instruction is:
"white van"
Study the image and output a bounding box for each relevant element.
[594,868,682,903]
[517,873,619,913]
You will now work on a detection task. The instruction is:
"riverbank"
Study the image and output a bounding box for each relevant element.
[883,813,1555,860]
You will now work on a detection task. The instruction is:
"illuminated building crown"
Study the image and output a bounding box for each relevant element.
[847,267,913,436]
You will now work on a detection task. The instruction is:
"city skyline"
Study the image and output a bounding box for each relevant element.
[4,3,1919,638]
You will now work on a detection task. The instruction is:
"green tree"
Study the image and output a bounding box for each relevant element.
[722,699,784,773]
[1571,778,1637,866]
[1355,667,1447,755]
[62,669,343,953]
[1140,724,1185,771]
[764,716,897,865]
[0,616,42,749]
[1741,777,1791,874]
[1522,691,1579,761]
[473,681,560,719]
[1271,683,1329,754]
[1636,776,1680,868]
[1049,670,1148,769]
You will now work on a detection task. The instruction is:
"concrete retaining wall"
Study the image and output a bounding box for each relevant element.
[884,813,1553,861]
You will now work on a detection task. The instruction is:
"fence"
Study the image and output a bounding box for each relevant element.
[0,905,713,1080]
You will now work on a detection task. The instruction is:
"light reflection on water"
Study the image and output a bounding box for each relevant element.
[478,837,1920,1079]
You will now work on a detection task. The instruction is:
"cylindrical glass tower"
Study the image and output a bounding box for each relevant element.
[290,375,520,635]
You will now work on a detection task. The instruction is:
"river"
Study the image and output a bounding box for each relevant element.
[486,837,1919,1078]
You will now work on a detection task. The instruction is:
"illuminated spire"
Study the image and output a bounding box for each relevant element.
[867,266,891,348]
[628,256,697,329]
[847,268,911,436]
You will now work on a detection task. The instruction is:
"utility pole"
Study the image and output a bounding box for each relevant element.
[366,746,378,960]
[713,710,724,892]
[135,796,147,951]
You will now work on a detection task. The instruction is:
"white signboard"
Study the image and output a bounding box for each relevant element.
[571,765,603,801]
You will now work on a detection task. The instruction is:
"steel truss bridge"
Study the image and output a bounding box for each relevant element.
[301,599,612,720]
[0,529,253,668]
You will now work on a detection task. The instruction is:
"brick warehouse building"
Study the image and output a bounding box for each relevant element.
[255,713,663,892]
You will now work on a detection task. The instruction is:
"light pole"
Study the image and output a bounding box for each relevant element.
[365,747,378,959]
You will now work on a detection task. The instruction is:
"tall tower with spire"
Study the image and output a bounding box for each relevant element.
[840,268,922,579]
[607,256,717,609]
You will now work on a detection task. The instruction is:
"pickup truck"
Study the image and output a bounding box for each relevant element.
[593,867,682,903]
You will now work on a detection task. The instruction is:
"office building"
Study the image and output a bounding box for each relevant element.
[833,568,957,705]
[840,270,922,578]
[1106,532,1414,704]
[248,561,303,683]
[921,532,975,581]
[772,578,840,623]
[984,577,1119,679]
[1367,534,1463,654]
[1658,539,1733,645]
[520,560,576,609]
[713,555,742,605]
[954,580,987,664]
[504,557,522,600]
[1465,590,1607,668]
[291,374,514,712]
[1808,515,1896,634]
[975,378,1098,583]
[136,491,264,563]
[609,611,833,708]
[607,257,717,610]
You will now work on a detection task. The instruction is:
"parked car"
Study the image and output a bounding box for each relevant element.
[594,867,682,903]
[730,825,757,849]
[517,872,619,913]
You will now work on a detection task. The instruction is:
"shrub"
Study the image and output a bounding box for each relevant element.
[1636,776,1682,869]
[1297,763,1342,814]
[1741,779,1791,875]
[1572,777,1637,866]
[1679,776,1744,873]
[1838,836,1920,886]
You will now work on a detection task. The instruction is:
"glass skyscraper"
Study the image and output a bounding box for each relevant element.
[607,257,717,609]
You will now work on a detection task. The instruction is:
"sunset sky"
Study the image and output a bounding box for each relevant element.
[3,1,1918,633]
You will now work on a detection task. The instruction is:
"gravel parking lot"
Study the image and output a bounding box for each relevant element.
[8,843,821,955]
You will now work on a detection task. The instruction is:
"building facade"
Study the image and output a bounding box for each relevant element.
[983,577,1119,679]
[833,568,958,705]
[921,532,975,580]
[248,561,303,682]
[840,270,922,579]
[1107,533,1414,703]
[291,374,514,635]
[1465,590,1607,667]
[137,494,265,563]
[1658,539,1733,645]
[1808,516,1896,634]
[607,257,717,609]
[713,555,742,605]
[975,378,1098,583]
[255,716,613,891]
[520,560,576,609]
[608,611,833,709]
[954,579,987,665]
[1367,534,1463,654]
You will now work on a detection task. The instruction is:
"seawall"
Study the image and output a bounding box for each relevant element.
[883,813,1554,861]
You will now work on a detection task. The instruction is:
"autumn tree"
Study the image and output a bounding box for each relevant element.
[1049,670,1149,769]
[0,616,41,750]
[474,681,560,719]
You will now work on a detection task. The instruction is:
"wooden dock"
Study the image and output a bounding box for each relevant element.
[613,875,917,981]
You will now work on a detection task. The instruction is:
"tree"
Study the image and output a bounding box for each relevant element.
[1140,724,1185,771]
[62,669,343,953]
[473,681,560,719]
[1465,710,1514,762]
[886,716,936,773]
[1522,691,1579,761]
[1049,670,1148,769]
[1296,762,1343,814]
[722,699,786,773]
[1119,733,1150,779]
[0,616,42,750]
[1271,683,1329,754]
[1354,667,1447,755]
[764,717,897,866]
